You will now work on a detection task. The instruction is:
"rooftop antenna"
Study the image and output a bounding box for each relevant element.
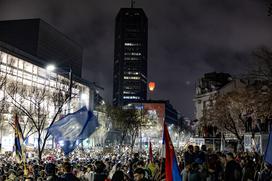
[131,0,135,8]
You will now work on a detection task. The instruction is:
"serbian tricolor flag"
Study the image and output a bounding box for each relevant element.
[163,123,182,181]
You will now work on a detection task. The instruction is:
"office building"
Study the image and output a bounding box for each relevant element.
[0,19,82,77]
[0,19,92,151]
[113,6,148,106]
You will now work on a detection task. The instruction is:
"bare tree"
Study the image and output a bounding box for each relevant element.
[248,47,272,82]
[5,77,71,161]
[202,91,250,143]
[107,105,148,153]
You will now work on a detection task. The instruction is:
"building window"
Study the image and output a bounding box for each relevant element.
[123,91,136,94]
[124,52,141,56]
[123,96,140,100]
[124,57,140,61]
[124,76,141,80]
[124,71,139,75]
[124,43,141,46]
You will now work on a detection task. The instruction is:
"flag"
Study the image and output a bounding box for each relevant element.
[163,123,182,181]
[48,106,99,155]
[149,141,154,163]
[14,114,24,161]
[264,129,272,165]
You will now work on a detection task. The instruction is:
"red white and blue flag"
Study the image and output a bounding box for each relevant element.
[162,123,182,181]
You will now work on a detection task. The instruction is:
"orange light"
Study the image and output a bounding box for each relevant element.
[148,82,156,91]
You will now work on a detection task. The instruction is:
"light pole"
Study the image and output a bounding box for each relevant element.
[46,64,73,113]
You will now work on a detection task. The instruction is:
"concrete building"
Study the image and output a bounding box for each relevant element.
[113,6,148,106]
[194,72,232,120]
[0,19,96,152]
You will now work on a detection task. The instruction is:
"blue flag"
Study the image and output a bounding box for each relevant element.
[264,129,272,165]
[48,106,99,155]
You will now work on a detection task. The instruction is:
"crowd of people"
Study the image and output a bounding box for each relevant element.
[0,145,271,181]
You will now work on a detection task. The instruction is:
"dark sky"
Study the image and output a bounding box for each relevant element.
[0,0,271,119]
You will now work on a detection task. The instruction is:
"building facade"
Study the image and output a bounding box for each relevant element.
[0,19,83,77]
[194,72,232,120]
[0,19,94,152]
[113,7,148,106]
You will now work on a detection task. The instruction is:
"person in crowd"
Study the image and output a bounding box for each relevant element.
[224,152,242,181]
[257,163,272,181]
[111,170,125,181]
[133,168,150,181]
[242,156,255,181]
[184,145,195,165]
[45,163,64,181]
[189,162,201,181]
[61,162,80,181]
[194,145,206,165]
[134,160,152,180]
[181,162,190,181]
[93,160,107,181]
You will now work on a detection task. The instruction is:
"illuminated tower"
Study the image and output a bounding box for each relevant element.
[113,3,148,106]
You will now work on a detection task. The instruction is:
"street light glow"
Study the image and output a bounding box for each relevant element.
[46,64,56,72]
[81,93,88,100]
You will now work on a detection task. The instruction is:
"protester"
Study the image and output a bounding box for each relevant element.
[61,162,80,181]
[0,141,271,181]
[133,168,150,181]
[224,152,242,181]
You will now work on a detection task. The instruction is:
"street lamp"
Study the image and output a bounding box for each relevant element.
[46,64,73,113]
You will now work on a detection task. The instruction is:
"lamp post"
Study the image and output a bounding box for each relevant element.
[46,64,73,113]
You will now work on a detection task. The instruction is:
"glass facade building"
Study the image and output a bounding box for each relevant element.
[0,45,90,152]
[113,8,148,106]
[0,19,91,152]
[0,19,83,77]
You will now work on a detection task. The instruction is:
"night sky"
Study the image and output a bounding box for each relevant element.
[0,0,271,119]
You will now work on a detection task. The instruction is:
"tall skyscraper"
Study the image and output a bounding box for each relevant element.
[113,4,148,106]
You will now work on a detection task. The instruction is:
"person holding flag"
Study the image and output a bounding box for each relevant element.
[162,122,182,181]
[14,114,24,162]
[13,114,28,176]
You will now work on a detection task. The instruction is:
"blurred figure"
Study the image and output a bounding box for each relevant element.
[61,162,79,181]
[111,170,125,181]
[181,163,190,181]
[184,145,195,165]
[189,162,201,181]
[45,163,63,181]
[134,168,149,181]
[257,163,272,181]
[93,161,107,181]
[224,153,242,181]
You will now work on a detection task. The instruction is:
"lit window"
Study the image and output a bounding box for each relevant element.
[124,76,141,80]
[24,62,33,73]
[18,60,24,70]
[124,52,141,56]
[124,43,141,46]
[123,91,136,94]
[124,57,140,61]
[1,53,7,64]
[123,96,140,100]
[124,71,139,75]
